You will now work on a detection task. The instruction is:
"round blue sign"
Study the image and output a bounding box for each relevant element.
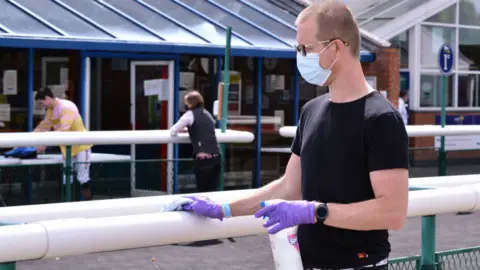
[438,43,454,75]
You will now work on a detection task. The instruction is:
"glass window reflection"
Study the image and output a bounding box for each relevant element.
[419,73,454,107]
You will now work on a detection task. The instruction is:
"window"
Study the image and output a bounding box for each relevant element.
[420,25,456,70]
[458,74,480,107]
[459,0,480,27]
[417,2,480,109]
[458,28,480,71]
[426,4,456,24]
[419,73,454,108]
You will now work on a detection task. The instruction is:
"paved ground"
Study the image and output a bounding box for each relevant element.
[12,164,480,270]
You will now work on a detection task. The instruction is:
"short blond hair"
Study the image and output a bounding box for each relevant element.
[296,0,360,58]
[184,90,204,108]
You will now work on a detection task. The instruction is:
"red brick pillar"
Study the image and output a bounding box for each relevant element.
[372,48,401,108]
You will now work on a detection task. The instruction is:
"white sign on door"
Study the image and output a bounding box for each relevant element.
[144,79,169,100]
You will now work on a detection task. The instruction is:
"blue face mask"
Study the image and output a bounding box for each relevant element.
[296,42,338,86]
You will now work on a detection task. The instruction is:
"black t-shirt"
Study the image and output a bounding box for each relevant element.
[291,91,409,269]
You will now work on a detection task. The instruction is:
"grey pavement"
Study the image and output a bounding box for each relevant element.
[13,164,480,270]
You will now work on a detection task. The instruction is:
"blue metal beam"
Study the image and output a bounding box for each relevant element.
[83,51,180,60]
[79,50,86,122]
[7,0,69,36]
[52,0,117,38]
[135,0,211,44]
[169,0,254,46]
[94,0,164,41]
[207,0,293,48]
[254,57,263,188]
[27,48,34,131]
[0,35,376,61]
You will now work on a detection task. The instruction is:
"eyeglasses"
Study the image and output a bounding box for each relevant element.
[294,39,349,56]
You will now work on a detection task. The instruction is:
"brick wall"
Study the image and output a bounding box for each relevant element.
[362,47,401,108]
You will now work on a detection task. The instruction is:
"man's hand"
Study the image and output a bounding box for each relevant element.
[254,199,316,234]
[36,146,46,153]
[163,196,224,221]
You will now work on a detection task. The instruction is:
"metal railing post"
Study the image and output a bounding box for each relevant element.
[64,145,72,202]
[421,215,437,270]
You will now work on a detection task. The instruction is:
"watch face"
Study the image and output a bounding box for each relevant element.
[317,204,328,219]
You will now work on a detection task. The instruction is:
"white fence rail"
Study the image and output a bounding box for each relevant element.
[279,125,480,138]
[1,182,480,263]
[0,129,254,148]
[0,174,477,223]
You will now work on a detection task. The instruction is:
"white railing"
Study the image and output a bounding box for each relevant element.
[0,182,480,263]
[0,174,477,223]
[0,129,254,148]
[279,125,480,138]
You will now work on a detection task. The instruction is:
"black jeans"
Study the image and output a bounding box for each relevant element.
[194,154,221,192]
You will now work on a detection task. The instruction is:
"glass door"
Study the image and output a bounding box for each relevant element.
[130,61,174,195]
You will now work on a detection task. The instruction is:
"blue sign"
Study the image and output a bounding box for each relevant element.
[434,115,480,125]
[438,43,454,75]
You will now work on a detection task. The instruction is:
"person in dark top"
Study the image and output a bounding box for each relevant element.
[170,90,221,192]
[164,1,409,269]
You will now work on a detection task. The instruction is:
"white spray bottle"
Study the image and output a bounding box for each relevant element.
[260,201,304,270]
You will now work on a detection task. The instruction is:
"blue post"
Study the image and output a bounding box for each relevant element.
[173,58,180,194]
[79,50,86,121]
[293,63,300,125]
[216,56,222,128]
[254,57,263,188]
[27,48,34,132]
[26,48,34,203]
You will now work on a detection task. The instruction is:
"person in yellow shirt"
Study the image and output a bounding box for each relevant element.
[34,87,93,200]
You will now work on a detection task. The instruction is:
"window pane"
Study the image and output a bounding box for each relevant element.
[103,0,207,44]
[390,31,409,69]
[177,0,287,48]
[459,0,480,26]
[458,74,480,107]
[357,0,429,30]
[15,0,110,38]
[459,28,480,71]
[421,26,456,70]
[0,1,57,36]
[142,0,248,46]
[426,4,456,24]
[243,0,297,25]
[213,0,297,45]
[420,74,454,107]
[60,0,159,42]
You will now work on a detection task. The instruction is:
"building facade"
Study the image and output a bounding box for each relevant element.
[0,0,401,194]
[338,0,480,163]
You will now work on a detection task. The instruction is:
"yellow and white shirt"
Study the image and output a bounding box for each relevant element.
[34,98,92,157]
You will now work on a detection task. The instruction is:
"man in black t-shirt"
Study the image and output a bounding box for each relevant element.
[164,1,409,269]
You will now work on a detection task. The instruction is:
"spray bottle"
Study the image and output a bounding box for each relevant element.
[260,201,304,270]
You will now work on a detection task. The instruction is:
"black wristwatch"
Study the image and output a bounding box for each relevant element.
[315,203,329,224]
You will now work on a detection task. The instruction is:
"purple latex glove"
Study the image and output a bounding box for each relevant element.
[165,195,224,221]
[254,200,316,234]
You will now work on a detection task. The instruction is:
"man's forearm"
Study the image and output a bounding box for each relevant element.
[321,197,406,231]
[229,177,293,217]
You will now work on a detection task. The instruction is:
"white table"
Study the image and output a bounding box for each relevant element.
[0,153,131,204]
